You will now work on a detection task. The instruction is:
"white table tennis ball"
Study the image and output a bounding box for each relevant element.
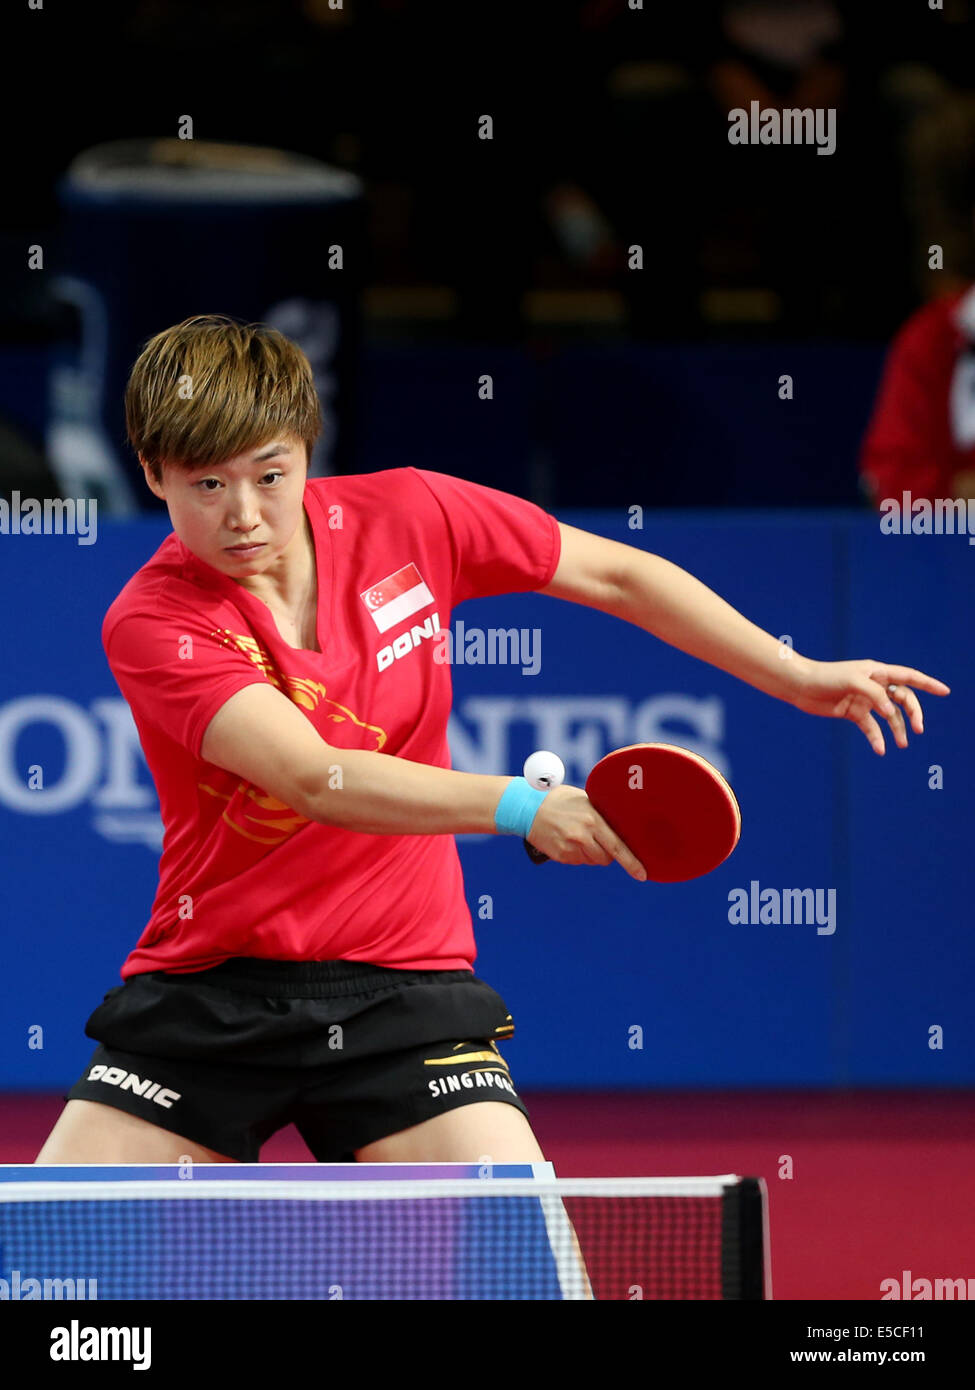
[523,751,565,790]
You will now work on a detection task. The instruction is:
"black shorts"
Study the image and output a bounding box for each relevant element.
[65,959,529,1162]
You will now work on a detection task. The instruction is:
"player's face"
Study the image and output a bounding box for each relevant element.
[151,439,309,576]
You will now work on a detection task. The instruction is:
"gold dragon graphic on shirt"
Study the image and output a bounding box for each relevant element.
[198,629,388,845]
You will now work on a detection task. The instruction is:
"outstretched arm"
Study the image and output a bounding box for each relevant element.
[539,522,950,754]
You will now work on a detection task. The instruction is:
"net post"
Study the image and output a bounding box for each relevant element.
[720,1176,768,1300]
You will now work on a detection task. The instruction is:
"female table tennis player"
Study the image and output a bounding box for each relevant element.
[37,316,949,1165]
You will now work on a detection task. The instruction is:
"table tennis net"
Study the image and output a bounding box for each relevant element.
[0,1176,767,1301]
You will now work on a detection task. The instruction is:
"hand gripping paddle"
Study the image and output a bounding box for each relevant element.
[524,742,741,882]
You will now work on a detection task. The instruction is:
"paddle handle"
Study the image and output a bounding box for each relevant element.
[523,838,549,864]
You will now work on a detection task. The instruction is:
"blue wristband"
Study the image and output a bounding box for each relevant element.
[494,777,548,837]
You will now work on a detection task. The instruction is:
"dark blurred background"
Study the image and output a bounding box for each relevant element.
[4,0,975,510]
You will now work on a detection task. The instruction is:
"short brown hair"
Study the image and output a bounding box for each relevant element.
[125,315,323,483]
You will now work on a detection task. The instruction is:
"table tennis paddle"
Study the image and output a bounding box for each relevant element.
[523,742,741,882]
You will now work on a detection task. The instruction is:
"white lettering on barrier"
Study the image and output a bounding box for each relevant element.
[0,692,730,847]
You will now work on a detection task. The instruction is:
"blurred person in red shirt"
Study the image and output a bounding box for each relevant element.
[859,286,975,506]
[860,95,975,507]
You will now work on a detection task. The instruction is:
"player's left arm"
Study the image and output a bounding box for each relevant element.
[538,521,950,754]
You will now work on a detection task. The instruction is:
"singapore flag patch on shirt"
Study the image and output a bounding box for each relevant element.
[360,562,435,634]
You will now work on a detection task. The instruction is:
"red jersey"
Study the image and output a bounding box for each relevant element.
[859,286,975,503]
[103,468,561,978]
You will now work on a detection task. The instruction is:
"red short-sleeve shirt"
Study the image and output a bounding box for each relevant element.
[103,468,561,978]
